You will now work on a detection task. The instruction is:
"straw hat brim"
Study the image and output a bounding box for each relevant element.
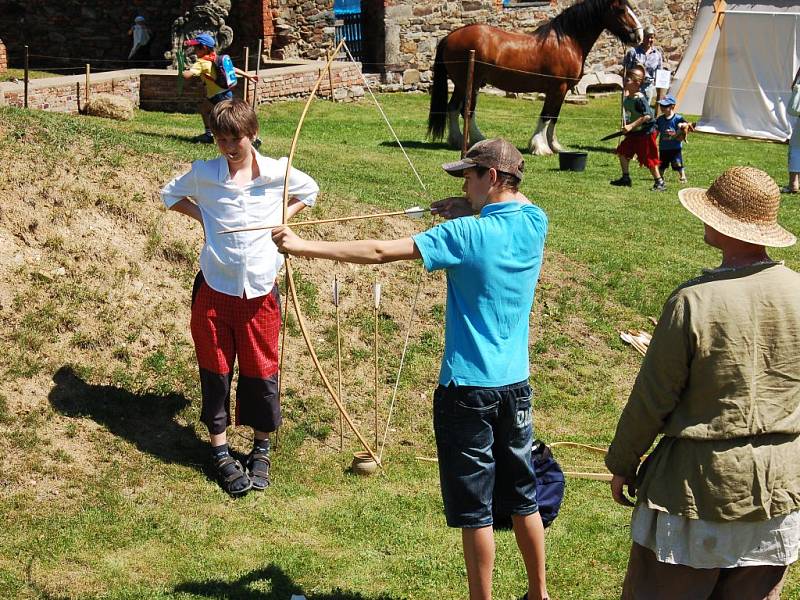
[678,187,797,248]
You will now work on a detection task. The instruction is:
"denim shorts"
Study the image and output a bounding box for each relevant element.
[432,380,539,528]
[209,89,234,105]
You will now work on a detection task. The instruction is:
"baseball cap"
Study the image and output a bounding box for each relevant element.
[658,94,677,106]
[134,16,146,23]
[185,33,216,49]
[442,138,525,180]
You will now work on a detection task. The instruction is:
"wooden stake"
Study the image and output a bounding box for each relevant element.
[23,45,29,109]
[85,64,91,106]
[334,275,344,452]
[252,39,263,109]
[243,46,250,101]
[373,281,381,453]
[462,49,476,158]
[674,0,727,106]
[328,49,336,101]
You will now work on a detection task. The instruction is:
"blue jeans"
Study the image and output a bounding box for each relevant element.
[433,380,539,528]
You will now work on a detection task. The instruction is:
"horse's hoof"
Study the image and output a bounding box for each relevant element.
[528,144,553,156]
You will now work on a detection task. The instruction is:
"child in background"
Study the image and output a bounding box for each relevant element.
[183,33,260,145]
[655,94,690,183]
[160,99,319,495]
[610,64,665,192]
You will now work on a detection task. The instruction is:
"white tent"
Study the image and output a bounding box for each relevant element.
[669,0,800,141]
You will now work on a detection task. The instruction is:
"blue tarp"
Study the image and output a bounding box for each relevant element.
[334,0,361,15]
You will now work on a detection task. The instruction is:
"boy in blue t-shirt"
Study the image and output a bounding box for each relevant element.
[655,94,690,183]
[272,138,551,600]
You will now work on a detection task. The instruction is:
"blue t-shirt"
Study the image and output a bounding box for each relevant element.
[656,113,687,150]
[412,201,547,387]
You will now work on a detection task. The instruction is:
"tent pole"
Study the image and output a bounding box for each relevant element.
[674,0,727,106]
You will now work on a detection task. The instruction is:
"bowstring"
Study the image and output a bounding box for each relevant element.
[341,40,437,462]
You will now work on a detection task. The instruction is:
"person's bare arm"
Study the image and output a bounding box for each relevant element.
[169,197,203,226]
[234,68,258,83]
[286,197,307,221]
[272,226,420,264]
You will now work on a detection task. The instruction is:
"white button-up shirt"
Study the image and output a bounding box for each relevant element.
[161,151,319,298]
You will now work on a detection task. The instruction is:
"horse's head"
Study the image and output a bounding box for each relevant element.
[603,0,643,45]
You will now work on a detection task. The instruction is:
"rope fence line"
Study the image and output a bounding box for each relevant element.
[9,51,797,96]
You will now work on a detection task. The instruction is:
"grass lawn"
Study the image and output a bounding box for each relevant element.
[0,91,798,600]
[0,68,64,82]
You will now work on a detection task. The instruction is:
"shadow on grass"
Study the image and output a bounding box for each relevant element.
[572,144,618,154]
[174,563,401,600]
[378,139,452,151]
[48,365,209,472]
[129,129,207,145]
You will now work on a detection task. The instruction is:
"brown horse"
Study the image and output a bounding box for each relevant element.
[427,0,643,155]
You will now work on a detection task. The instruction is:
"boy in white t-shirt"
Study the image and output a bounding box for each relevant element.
[161,99,319,495]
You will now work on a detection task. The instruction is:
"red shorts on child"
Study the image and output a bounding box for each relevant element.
[616,131,660,169]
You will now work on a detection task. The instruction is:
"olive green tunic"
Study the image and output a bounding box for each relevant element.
[606,263,800,521]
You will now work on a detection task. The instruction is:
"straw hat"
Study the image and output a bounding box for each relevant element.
[678,167,797,247]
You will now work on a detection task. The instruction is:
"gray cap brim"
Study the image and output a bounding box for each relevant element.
[442,158,478,177]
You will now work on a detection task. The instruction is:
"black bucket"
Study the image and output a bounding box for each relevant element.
[558,151,588,172]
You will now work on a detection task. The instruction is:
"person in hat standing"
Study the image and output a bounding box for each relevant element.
[655,94,691,183]
[623,26,663,105]
[606,166,800,599]
[272,138,551,600]
[183,32,259,144]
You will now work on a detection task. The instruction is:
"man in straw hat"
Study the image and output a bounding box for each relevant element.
[273,138,550,600]
[605,166,800,599]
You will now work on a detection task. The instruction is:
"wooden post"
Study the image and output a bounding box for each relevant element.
[328,49,336,101]
[243,46,250,101]
[674,0,727,106]
[373,282,381,453]
[334,275,343,451]
[23,45,29,109]
[462,50,476,158]
[252,38,263,109]
[85,64,91,106]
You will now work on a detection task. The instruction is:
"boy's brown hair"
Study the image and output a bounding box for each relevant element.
[209,98,259,139]
[625,64,646,84]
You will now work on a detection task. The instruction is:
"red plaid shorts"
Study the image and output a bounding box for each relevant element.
[616,131,660,169]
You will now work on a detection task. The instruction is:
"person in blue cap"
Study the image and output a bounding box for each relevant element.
[655,94,691,183]
[183,32,260,144]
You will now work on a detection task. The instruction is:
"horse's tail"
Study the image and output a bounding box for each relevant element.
[427,38,449,140]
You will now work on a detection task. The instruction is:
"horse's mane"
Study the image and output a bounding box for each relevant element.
[535,0,627,43]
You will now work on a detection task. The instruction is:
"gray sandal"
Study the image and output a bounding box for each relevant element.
[214,455,252,496]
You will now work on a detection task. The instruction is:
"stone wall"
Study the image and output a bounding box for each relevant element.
[0,61,364,113]
[382,0,697,88]
[0,1,183,70]
[270,0,336,60]
[0,39,7,73]
[0,71,140,113]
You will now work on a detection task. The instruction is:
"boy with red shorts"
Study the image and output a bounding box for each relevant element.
[161,99,319,495]
[611,64,665,192]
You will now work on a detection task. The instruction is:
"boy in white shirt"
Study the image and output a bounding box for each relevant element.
[161,99,319,495]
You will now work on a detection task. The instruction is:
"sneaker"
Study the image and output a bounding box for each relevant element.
[252,137,263,150]
[652,178,667,192]
[781,186,798,194]
[610,174,632,187]
[192,132,215,144]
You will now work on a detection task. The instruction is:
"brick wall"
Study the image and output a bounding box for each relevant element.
[0,61,364,113]
[0,39,7,73]
[0,71,140,113]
